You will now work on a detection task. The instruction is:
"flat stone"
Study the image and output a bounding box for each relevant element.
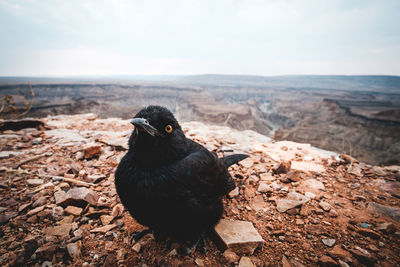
[259,173,275,181]
[64,206,83,216]
[0,211,18,224]
[43,223,72,237]
[101,215,114,226]
[222,249,240,263]
[286,170,302,182]
[282,256,291,267]
[322,238,336,247]
[90,224,116,233]
[319,255,338,267]
[67,241,82,260]
[356,228,380,239]
[83,143,102,159]
[228,187,239,198]
[257,182,272,193]
[0,151,23,159]
[238,256,255,267]
[34,243,57,258]
[291,161,325,173]
[192,258,203,267]
[26,206,45,217]
[239,157,254,169]
[54,187,99,207]
[276,191,309,213]
[111,204,124,218]
[98,136,128,150]
[319,201,332,211]
[27,179,44,186]
[377,222,397,234]
[366,202,400,222]
[329,245,352,259]
[132,243,141,253]
[214,219,265,255]
[298,179,325,194]
[350,246,377,266]
[86,174,106,184]
[274,161,291,174]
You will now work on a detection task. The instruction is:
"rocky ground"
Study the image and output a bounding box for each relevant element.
[0,113,399,267]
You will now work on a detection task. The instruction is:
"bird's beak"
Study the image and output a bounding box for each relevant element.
[130,118,160,136]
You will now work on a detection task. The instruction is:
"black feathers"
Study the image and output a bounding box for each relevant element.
[114,105,248,246]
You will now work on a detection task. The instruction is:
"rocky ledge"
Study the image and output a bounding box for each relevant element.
[0,113,399,266]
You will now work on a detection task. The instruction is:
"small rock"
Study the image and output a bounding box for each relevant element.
[377,222,396,234]
[67,241,82,260]
[75,151,84,160]
[27,179,44,186]
[360,222,369,228]
[322,238,336,247]
[86,174,106,184]
[228,187,239,198]
[117,248,127,261]
[132,242,141,253]
[90,224,116,233]
[239,157,254,169]
[298,179,325,194]
[276,191,309,213]
[64,206,83,216]
[259,173,275,181]
[257,182,272,193]
[329,209,338,217]
[238,256,255,267]
[223,249,240,263]
[101,215,114,226]
[26,206,45,217]
[111,204,125,218]
[214,219,265,255]
[59,182,70,190]
[34,243,57,259]
[195,258,205,266]
[338,260,350,267]
[43,223,72,237]
[319,255,338,267]
[32,196,47,208]
[0,211,18,224]
[304,192,316,199]
[319,201,332,211]
[51,206,64,219]
[54,187,99,207]
[282,255,291,267]
[167,248,178,257]
[356,228,380,239]
[350,246,377,266]
[103,253,117,267]
[329,245,352,260]
[367,201,400,222]
[274,161,291,174]
[295,219,304,225]
[83,143,102,159]
[286,170,302,182]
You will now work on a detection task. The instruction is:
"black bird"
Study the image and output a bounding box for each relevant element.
[115,105,248,252]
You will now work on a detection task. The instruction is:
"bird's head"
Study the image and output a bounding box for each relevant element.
[130,105,181,137]
[128,105,188,165]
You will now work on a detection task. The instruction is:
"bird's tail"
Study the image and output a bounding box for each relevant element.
[221,154,249,167]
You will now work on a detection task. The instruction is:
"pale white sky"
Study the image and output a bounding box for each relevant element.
[0,0,399,76]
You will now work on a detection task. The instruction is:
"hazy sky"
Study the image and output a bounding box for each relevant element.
[0,0,399,76]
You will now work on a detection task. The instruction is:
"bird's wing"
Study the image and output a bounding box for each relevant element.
[173,146,235,198]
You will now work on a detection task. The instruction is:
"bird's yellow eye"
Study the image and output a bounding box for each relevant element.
[165,125,173,133]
